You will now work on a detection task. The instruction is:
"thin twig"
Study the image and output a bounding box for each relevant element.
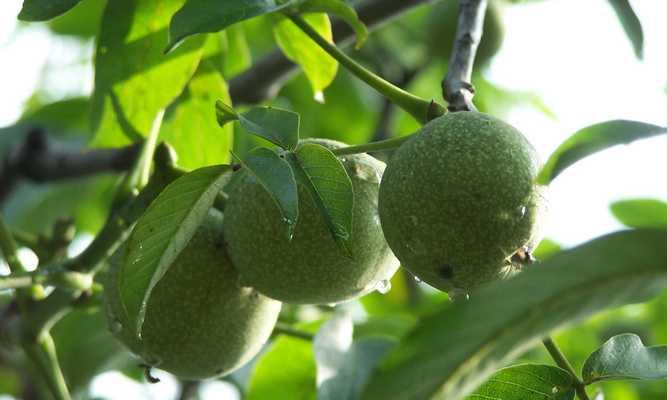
[0,127,140,203]
[442,0,488,111]
[230,0,432,104]
[543,337,590,400]
[273,322,314,341]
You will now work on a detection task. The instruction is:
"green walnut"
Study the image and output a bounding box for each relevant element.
[378,112,547,293]
[104,209,281,380]
[426,0,505,67]
[223,138,398,304]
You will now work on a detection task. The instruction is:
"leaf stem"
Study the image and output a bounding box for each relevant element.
[331,135,414,156]
[543,337,590,400]
[273,322,314,341]
[285,13,445,124]
[23,332,71,400]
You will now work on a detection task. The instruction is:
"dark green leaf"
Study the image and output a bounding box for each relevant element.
[235,106,300,151]
[363,229,667,400]
[91,0,205,146]
[273,13,338,97]
[583,333,667,384]
[315,312,395,400]
[18,0,81,21]
[466,364,575,400]
[167,0,293,53]
[608,0,644,59]
[610,199,667,229]
[298,0,368,49]
[247,335,317,400]
[221,24,252,78]
[288,143,353,256]
[48,0,105,37]
[237,147,298,238]
[160,61,233,169]
[119,165,231,337]
[537,120,667,184]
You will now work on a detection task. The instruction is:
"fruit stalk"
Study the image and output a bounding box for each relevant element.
[273,322,314,341]
[442,0,488,111]
[23,332,72,400]
[542,337,591,400]
[286,13,445,124]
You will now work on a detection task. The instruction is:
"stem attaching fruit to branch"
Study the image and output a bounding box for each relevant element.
[442,0,488,112]
[542,337,590,400]
[286,13,445,124]
[273,322,314,341]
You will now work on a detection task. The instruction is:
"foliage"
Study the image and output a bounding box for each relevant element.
[2,0,666,399]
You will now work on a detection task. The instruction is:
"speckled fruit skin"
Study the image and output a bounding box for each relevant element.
[378,112,547,292]
[426,0,504,67]
[104,210,281,380]
[223,138,398,304]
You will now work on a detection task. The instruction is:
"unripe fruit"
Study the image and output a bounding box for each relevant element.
[104,210,281,379]
[426,0,504,67]
[378,112,547,292]
[224,139,398,304]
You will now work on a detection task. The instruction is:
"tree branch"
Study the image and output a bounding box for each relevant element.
[0,127,140,203]
[442,0,488,112]
[229,0,432,104]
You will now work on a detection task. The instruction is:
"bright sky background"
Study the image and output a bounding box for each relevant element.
[0,0,666,398]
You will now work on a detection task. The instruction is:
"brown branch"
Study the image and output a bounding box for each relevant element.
[230,0,432,104]
[442,0,488,112]
[0,127,140,204]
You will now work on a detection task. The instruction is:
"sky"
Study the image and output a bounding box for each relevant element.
[0,0,666,398]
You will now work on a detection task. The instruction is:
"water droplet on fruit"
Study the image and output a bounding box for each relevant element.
[551,386,559,394]
[110,319,123,333]
[375,280,392,294]
[449,288,469,302]
[518,205,527,218]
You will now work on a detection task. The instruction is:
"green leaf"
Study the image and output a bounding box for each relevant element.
[537,120,667,184]
[298,0,369,49]
[533,238,563,261]
[118,165,231,337]
[236,147,299,238]
[583,333,667,384]
[48,0,105,37]
[160,61,233,169]
[610,199,667,229]
[218,103,300,150]
[247,335,317,400]
[52,308,133,394]
[167,0,293,53]
[466,364,576,400]
[274,13,338,98]
[608,0,644,59]
[18,0,81,21]
[315,312,395,400]
[288,143,354,256]
[91,0,205,147]
[363,229,667,400]
[221,24,252,78]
